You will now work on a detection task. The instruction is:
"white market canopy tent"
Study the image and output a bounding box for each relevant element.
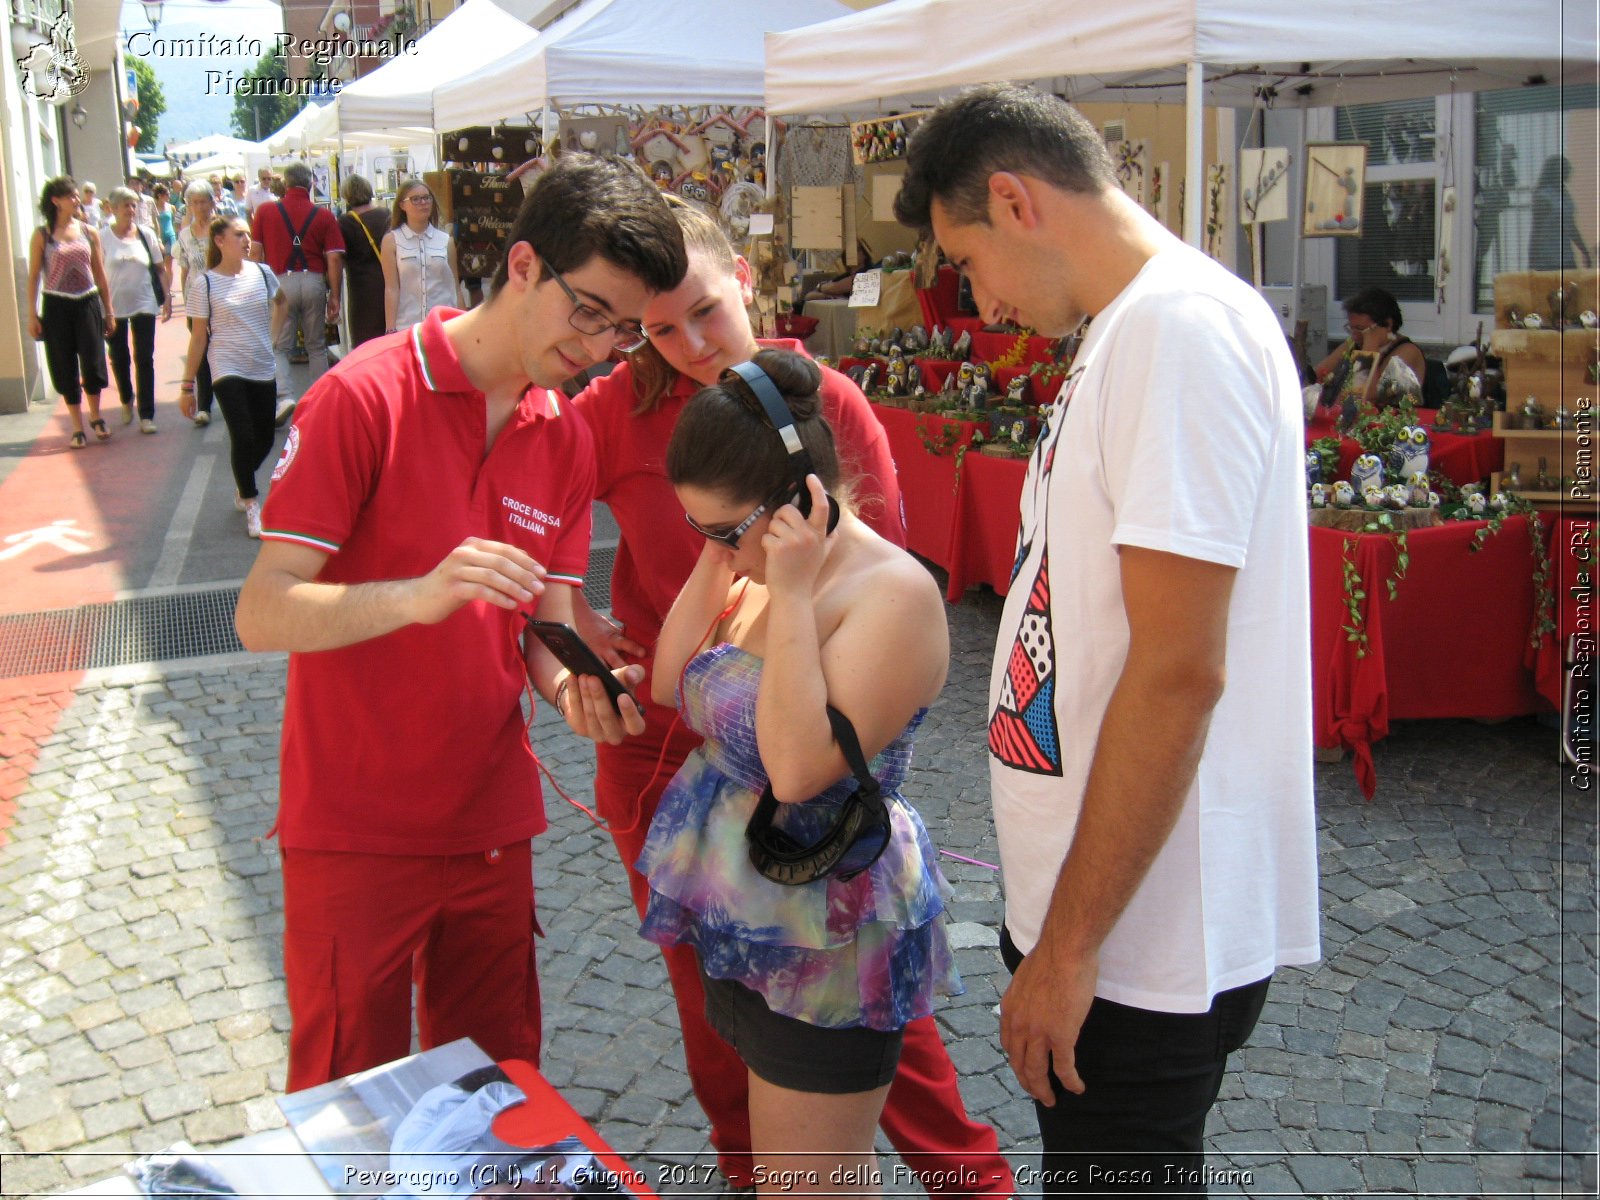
[181,150,251,177]
[307,0,542,140]
[765,0,1597,245]
[432,0,856,133]
[765,0,1596,114]
[166,133,263,162]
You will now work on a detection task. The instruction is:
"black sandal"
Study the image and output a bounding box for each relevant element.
[89,418,110,441]
[69,431,87,449]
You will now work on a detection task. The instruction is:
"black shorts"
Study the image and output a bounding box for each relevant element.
[700,966,903,1094]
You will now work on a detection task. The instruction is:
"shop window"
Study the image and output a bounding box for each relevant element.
[1473,84,1599,312]
[1335,98,1436,167]
[1332,99,1440,304]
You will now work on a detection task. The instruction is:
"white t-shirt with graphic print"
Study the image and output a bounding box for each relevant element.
[987,242,1320,1014]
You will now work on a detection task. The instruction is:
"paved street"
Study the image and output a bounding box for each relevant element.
[0,351,1596,1195]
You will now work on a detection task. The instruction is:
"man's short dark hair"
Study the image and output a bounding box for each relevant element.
[1344,286,1404,332]
[894,83,1116,234]
[491,154,686,294]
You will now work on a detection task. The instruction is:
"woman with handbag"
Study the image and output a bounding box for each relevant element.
[638,348,960,1196]
[568,201,1006,1199]
[25,176,113,449]
[102,186,172,433]
[337,174,389,346]
[179,215,286,539]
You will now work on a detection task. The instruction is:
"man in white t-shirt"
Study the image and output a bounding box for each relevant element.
[244,168,275,216]
[897,84,1320,1193]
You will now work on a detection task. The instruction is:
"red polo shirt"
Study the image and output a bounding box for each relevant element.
[251,187,345,275]
[573,338,905,651]
[260,308,595,855]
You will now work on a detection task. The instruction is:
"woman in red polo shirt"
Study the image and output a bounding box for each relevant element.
[571,202,1009,1198]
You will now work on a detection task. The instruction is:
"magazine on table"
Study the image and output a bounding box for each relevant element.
[278,1038,649,1197]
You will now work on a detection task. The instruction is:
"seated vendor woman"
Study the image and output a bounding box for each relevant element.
[1314,287,1427,413]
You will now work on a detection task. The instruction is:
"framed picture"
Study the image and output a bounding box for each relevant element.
[1303,141,1367,238]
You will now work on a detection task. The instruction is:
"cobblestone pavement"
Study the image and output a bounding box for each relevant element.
[1,590,1595,1197]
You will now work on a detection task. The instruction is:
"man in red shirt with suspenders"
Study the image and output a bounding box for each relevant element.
[250,160,345,425]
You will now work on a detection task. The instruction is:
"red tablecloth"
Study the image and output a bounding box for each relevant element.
[1304,409,1504,488]
[872,404,978,565]
[1310,516,1547,797]
[1539,514,1596,707]
[946,450,1027,602]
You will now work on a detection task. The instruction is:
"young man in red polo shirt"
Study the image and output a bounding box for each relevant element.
[250,159,345,425]
[234,155,687,1090]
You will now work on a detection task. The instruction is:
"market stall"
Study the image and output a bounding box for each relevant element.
[430,0,854,132]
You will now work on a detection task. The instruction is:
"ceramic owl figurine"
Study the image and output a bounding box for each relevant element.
[1306,450,1322,489]
[1362,485,1387,510]
[1489,492,1510,513]
[1350,454,1385,495]
[888,343,905,363]
[1393,426,1431,480]
[955,362,976,391]
[1006,376,1029,404]
[1332,481,1356,508]
[1429,491,1441,509]
[1310,482,1328,509]
[860,363,879,393]
[1466,492,1488,516]
[1408,472,1430,508]
[973,363,993,395]
[1383,484,1409,510]
[884,358,908,395]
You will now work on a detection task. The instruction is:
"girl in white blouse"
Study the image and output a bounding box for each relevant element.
[380,178,463,332]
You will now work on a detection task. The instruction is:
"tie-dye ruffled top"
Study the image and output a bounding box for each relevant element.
[637,642,961,1031]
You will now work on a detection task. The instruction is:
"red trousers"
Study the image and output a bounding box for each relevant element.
[280,842,542,1093]
[598,701,1013,1197]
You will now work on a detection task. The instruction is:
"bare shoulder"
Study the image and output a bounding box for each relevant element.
[830,531,947,633]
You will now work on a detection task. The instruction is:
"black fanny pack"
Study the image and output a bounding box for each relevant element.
[746,705,892,886]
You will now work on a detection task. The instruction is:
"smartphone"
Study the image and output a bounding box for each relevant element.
[522,616,636,713]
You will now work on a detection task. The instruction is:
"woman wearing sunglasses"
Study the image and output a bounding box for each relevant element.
[381,177,463,333]
[641,348,959,1195]
[569,203,1007,1197]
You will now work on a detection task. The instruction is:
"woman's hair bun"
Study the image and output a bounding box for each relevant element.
[751,348,822,419]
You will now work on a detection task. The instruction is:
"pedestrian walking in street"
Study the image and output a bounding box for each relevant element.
[101,186,172,433]
[25,176,112,449]
[337,174,389,348]
[151,184,176,254]
[639,348,961,1196]
[175,181,218,426]
[250,160,344,427]
[896,84,1321,1194]
[233,154,686,1093]
[569,201,1011,1198]
[180,214,285,539]
[381,177,462,333]
[78,181,101,228]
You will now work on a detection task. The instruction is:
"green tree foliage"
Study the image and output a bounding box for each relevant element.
[129,57,165,152]
[230,48,305,142]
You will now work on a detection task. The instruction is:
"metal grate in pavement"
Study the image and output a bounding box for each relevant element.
[0,549,621,679]
[0,587,245,678]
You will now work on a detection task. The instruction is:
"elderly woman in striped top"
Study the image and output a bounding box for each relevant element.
[179,214,286,538]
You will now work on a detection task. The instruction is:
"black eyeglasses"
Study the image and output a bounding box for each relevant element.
[546,268,648,354]
[683,485,794,550]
